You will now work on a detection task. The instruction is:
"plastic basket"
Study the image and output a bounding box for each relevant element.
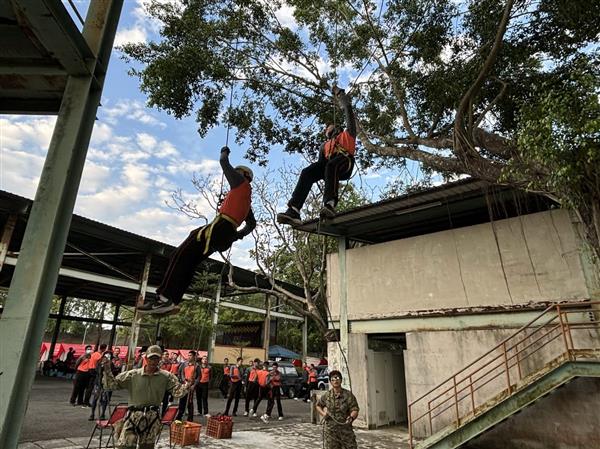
[170,421,202,446]
[205,416,233,439]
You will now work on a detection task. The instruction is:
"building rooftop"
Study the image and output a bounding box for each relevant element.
[295,178,558,244]
[0,189,304,306]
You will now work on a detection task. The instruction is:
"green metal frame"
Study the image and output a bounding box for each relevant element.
[416,361,600,449]
[0,2,123,447]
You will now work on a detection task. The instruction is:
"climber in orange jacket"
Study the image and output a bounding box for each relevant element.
[277,85,356,225]
[139,147,255,315]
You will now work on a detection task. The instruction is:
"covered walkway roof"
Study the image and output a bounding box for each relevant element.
[295,178,557,244]
[0,189,304,319]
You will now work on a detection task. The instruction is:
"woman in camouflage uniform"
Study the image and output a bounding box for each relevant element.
[316,370,359,449]
[101,345,190,449]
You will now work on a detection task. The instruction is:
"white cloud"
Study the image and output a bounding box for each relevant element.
[101,99,166,129]
[0,148,44,198]
[275,5,298,31]
[114,25,147,46]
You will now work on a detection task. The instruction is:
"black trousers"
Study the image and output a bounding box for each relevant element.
[253,386,271,413]
[70,371,90,405]
[266,386,283,417]
[157,219,237,305]
[219,375,230,398]
[83,372,96,405]
[245,382,259,412]
[161,391,172,417]
[289,153,354,211]
[304,381,318,400]
[177,392,194,421]
[224,381,242,415]
[195,382,209,415]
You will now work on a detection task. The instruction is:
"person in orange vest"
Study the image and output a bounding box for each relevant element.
[138,147,255,315]
[196,355,211,417]
[219,357,230,399]
[261,362,284,423]
[244,358,261,416]
[83,343,106,406]
[111,347,123,374]
[307,363,319,402]
[252,361,271,417]
[69,345,93,406]
[176,351,199,421]
[277,85,356,225]
[169,352,180,375]
[224,357,245,416]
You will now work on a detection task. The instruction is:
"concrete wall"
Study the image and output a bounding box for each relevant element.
[327,210,589,320]
[403,327,600,437]
[465,377,600,449]
[327,334,407,429]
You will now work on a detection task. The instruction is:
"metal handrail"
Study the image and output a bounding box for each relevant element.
[408,301,599,448]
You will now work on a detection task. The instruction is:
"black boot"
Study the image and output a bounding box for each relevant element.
[277,207,301,226]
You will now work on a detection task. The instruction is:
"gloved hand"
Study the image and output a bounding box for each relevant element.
[220,146,231,156]
[332,85,344,96]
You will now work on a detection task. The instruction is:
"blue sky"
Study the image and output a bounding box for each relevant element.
[0,1,401,269]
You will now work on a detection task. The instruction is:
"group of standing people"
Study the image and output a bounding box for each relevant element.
[68,344,124,420]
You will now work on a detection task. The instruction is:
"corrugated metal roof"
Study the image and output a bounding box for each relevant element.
[295,178,557,243]
[0,189,304,304]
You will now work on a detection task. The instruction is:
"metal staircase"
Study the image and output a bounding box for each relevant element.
[408,301,600,449]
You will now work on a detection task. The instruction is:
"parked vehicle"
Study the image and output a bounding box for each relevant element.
[273,361,304,399]
[317,366,329,390]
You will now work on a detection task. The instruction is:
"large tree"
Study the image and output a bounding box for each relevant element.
[122,0,600,257]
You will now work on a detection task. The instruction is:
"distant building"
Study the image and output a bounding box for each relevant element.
[299,179,600,449]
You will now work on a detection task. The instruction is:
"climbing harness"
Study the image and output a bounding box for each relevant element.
[122,406,161,444]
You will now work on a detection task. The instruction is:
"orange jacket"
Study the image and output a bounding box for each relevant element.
[219,180,251,226]
[323,130,356,159]
[256,369,269,387]
[230,366,241,383]
[309,368,318,383]
[270,369,282,387]
[248,367,258,383]
[199,366,211,383]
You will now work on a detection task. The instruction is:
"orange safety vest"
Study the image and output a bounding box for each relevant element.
[224,366,230,376]
[161,362,172,372]
[77,357,91,372]
[248,368,258,383]
[90,351,102,370]
[184,365,196,382]
[219,180,252,226]
[270,370,282,387]
[199,366,210,383]
[170,362,180,375]
[230,366,241,383]
[257,369,269,387]
[323,130,356,159]
[309,369,318,383]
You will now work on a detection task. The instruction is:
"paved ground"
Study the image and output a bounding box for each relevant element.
[19,423,410,449]
[18,376,410,449]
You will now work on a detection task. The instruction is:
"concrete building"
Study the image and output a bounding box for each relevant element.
[297,179,600,449]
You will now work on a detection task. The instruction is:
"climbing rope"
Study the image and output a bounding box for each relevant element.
[217,36,239,209]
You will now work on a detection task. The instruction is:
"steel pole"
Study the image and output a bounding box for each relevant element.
[208,282,222,363]
[0,3,123,446]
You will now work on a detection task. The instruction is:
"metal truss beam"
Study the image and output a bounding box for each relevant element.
[2,255,304,322]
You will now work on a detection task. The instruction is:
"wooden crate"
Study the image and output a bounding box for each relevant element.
[170,421,202,446]
[205,416,233,439]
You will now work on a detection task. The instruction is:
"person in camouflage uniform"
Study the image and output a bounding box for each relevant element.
[316,370,359,449]
[101,345,190,449]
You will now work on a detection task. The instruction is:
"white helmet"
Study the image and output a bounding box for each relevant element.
[235,165,254,181]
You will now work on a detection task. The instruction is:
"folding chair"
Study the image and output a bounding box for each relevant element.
[86,403,128,449]
[156,405,179,448]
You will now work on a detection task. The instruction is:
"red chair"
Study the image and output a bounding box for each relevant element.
[86,403,128,449]
[156,405,179,447]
